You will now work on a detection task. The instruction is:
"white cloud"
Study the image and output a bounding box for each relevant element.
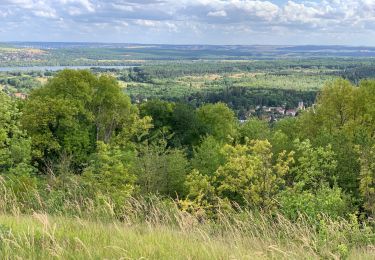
[0,9,10,18]
[165,21,178,32]
[33,9,57,18]
[207,10,227,17]
[1,0,375,44]
[111,4,134,12]
[233,0,279,19]
[59,0,95,12]
[134,19,158,27]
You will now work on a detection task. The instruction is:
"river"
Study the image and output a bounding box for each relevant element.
[0,65,134,72]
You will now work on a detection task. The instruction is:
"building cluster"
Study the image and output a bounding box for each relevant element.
[0,49,44,63]
[0,86,28,100]
[242,101,306,123]
[13,92,28,99]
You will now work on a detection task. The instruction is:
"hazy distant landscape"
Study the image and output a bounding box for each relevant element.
[1,42,374,119]
[3,42,375,68]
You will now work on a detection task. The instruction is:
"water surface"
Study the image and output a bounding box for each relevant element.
[0,65,134,72]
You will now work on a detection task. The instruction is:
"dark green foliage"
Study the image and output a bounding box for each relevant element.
[21,70,97,166]
[0,92,33,175]
[140,100,205,150]
[169,103,204,148]
[140,100,174,131]
[21,69,138,170]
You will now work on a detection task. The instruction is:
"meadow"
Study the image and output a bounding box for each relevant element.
[0,187,374,259]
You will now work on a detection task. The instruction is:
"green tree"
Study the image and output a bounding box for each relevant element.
[134,137,188,197]
[358,145,375,217]
[22,70,139,170]
[182,169,218,216]
[83,141,136,205]
[300,79,356,138]
[299,80,375,195]
[170,103,204,148]
[197,103,237,141]
[278,185,353,221]
[316,79,357,138]
[140,100,174,132]
[92,75,137,143]
[239,118,270,142]
[22,70,96,167]
[356,80,375,142]
[216,140,293,209]
[0,92,33,175]
[273,117,300,143]
[191,136,225,177]
[0,92,36,206]
[292,139,337,190]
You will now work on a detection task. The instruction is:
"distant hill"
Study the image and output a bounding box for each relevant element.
[2,42,375,67]
[4,42,375,58]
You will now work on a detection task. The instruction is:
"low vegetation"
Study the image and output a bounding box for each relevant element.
[0,188,374,259]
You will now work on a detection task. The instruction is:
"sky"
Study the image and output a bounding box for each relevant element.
[1,0,375,45]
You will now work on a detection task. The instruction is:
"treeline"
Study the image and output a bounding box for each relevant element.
[120,59,375,79]
[2,70,375,226]
[341,65,375,84]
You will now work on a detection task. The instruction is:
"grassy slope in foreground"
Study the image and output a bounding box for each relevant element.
[0,214,373,259]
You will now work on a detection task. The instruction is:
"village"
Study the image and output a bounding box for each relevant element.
[240,101,306,123]
[0,47,46,64]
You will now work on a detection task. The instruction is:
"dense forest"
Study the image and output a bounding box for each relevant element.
[1,69,375,258]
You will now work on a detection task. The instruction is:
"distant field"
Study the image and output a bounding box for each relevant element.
[123,68,339,100]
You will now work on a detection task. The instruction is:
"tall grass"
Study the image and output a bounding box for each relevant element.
[0,176,374,259]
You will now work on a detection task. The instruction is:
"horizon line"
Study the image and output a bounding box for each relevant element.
[2,41,375,48]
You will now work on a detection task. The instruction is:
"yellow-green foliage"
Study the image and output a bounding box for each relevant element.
[216,140,293,209]
[358,145,375,217]
[185,140,294,211]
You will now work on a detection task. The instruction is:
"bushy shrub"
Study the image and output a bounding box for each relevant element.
[278,185,354,221]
